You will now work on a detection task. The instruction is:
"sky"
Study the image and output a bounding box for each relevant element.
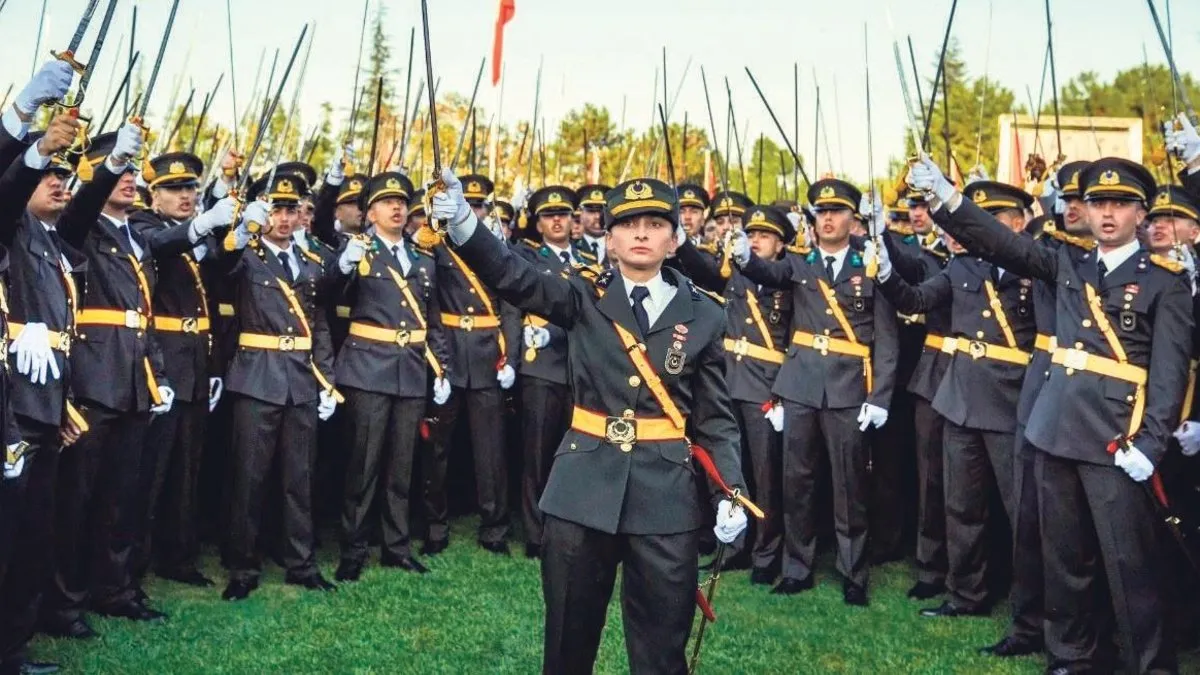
[1,0,1198,184]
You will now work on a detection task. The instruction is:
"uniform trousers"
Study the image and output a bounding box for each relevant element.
[520,377,570,548]
[913,397,947,587]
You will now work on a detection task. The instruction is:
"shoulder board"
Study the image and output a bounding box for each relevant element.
[1046,228,1097,251]
[595,269,615,289]
[522,238,540,250]
[690,282,726,305]
[309,236,334,252]
[786,243,811,256]
[926,247,949,260]
[300,248,324,264]
[1150,253,1185,274]
[412,246,434,258]
[697,242,719,255]
[577,250,598,262]
[888,223,915,237]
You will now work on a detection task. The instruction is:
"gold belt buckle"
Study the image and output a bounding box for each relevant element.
[733,337,749,359]
[181,317,199,334]
[811,334,830,355]
[940,337,958,355]
[1047,336,1058,352]
[278,335,296,351]
[605,411,637,453]
[395,329,411,347]
[459,315,475,331]
[1063,348,1089,371]
[58,332,71,355]
[124,309,141,329]
[969,341,987,360]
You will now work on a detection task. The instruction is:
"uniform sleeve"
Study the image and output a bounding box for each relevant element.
[58,163,122,250]
[147,329,170,392]
[739,253,794,288]
[689,314,744,504]
[0,157,45,245]
[500,298,522,368]
[867,282,900,410]
[885,233,933,284]
[673,241,728,293]
[451,217,582,329]
[425,274,453,382]
[1135,274,1196,464]
[310,293,336,387]
[878,269,952,315]
[933,198,1057,283]
[145,221,196,259]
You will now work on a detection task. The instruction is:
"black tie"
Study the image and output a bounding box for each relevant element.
[630,285,651,336]
[824,255,836,282]
[1097,259,1108,288]
[560,251,571,266]
[392,245,401,261]
[278,251,295,283]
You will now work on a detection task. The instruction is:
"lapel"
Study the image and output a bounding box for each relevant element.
[1102,248,1144,291]
[1076,248,1101,290]
[596,272,644,338]
[647,268,694,335]
[261,243,293,283]
[832,248,860,286]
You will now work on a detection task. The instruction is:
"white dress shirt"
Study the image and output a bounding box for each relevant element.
[375,230,412,277]
[623,272,677,329]
[101,213,143,259]
[583,233,606,262]
[544,241,576,266]
[261,237,300,279]
[1096,238,1141,276]
[815,244,851,279]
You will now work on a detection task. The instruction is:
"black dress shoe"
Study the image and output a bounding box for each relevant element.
[919,601,989,618]
[285,573,337,592]
[421,538,448,556]
[906,581,944,600]
[158,567,215,587]
[771,576,815,595]
[40,616,98,640]
[381,555,429,574]
[19,661,61,675]
[222,579,258,601]
[335,560,364,582]
[524,543,540,559]
[750,567,776,586]
[479,541,511,556]
[95,600,167,622]
[979,636,1044,657]
[843,582,869,607]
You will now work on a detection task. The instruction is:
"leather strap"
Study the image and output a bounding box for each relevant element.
[611,321,686,430]
[982,279,1018,349]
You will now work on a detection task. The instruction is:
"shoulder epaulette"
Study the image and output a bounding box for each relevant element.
[786,243,811,256]
[595,269,614,289]
[522,238,540,250]
[300,248,324,264]
[577,250,598,262]
[888,223,915,237]
[696,242,719,255]
[413,246,434,257]
[1046,227,1097,251]
[690,282,726,305]
[1150,253,1186,274]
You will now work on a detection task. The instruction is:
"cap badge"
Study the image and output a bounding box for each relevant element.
[277,179,296,194]
[385,177,401,190]
[819,186,835,199]
[548,192,563,203]
[467,180,483,194]
[749,210,767,224]
[1098,170,1120,186]
[683,189,696,199]
[1069,171,1081,188]
[168,161,186,175]
[1155,191,1172,206]
[625,181,653,200]
[719,196,733,208]
[349,180,362,191]
[972,189,988,204]
[590,190,603,200]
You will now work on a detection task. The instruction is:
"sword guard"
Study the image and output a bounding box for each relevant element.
[51,50,87,74]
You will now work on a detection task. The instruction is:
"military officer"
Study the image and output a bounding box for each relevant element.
[732,179,899,605]
[430,169,748,674]
[678,182,711,246]
[493,199,516,241]
[332,171,452,580]
[217,173,339,600]
[674,205,793,584]
[572,183,611,264]
[910,155,1191,674]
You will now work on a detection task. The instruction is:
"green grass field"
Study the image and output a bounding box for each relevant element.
[28,518,1200,674]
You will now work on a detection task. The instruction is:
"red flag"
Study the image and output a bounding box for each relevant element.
[491,0,516,86]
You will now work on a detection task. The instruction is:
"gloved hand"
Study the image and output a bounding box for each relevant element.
[3,451,25,480]
[318,390,337,421]
[1169,245,1198,294]
[907,153,956,204]
[338,236,370,274]
[191,196,238,239]
[523,325,550,349]
[764,402,784,432]
[496,364,516,390]
[432,377,451,406]
[863,239,893,282]
[327,144,349,183]
[208,377,223,412]
[713,499,748,544]
[151,386,175,414]
[429,168,473,227]
[9,323,60,385]
[1176,421,1200,457]
[14,60,74,116]
[110,121,144,165]
[1114,444,1154,482]
[510,179,531,211]
[857,403,889,431]
[240,200,269,233]
[786,212,803,239]
[1166,113,1200,165]
[730,229,750,266]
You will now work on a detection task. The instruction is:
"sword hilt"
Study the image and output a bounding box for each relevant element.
[51,50,87,74]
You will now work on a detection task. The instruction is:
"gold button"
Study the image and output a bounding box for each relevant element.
[628,375,641,387]
[1074,342,1084,350]
[982,310,992,318]
[1124,294,1133,301]
[823,329,831,335]
[976,331,985,339]
[469,288,477,295]
[400,321,407,327]
[1081,319,1092,328]
[401,301,408,308]
[570,443,577,450]
[467,306,475,313]
[637,343,647,352]
[1126,395,1134,403]
[745,317,753,324]
[287,327,294,333]
[623,409,634,418]
[1066,368,1075,375]
[825,309,833,315]
[136,331,144,338]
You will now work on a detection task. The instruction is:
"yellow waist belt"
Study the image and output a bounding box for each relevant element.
[218,303,236,317]
[9,323,72,352]
[1051,347,1148,386]
[76,308,148,330]
[348,322,427,347]
[939,336,1031,366]
[924,334,945,351]
[238,333,313,352]
[1035,334,1058,353]
[791,331,870,358]
[724,337,785,365]
[335,305,351,319]
[570,406,687,450]
[440,312,501,331]
[153,316,211,334]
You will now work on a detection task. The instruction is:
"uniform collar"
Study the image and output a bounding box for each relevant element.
[1096,238,1141,275]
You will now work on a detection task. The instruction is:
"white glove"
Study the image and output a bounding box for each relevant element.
[9,323,60,385]
[863,239,893,282]
[110,121,144,165]
[907,154,956,204]
[730,229,750,266]
[510,179,531,211]
[786,212,802,240]
[3,453,25,480]
[1166,113,1200,165]
[1175,421,1200,457]
[150,385,175,414]
[497,364,516,390]
[240,200,269,233]
[14,60,74,116]
[429,168,473,227]
[523,325,550,349]
[1169,245,1198,294]
[857,403,889,431]
[713,499,748,544]
[338,236,370,274]
[318,390,337,421]
[327,144,349,183]
[432,377,451,406]
[191,196,238,239]
[208,377,223,412]
[764,403,784,432]
[1114,444,1154,482]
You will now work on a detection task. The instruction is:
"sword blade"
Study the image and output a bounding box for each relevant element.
[137,0,181,121]
[420,0,441,176]
[449,57,486,171]
[238,23,309,193]
[77,0,120,98]
[67,0,101,54]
